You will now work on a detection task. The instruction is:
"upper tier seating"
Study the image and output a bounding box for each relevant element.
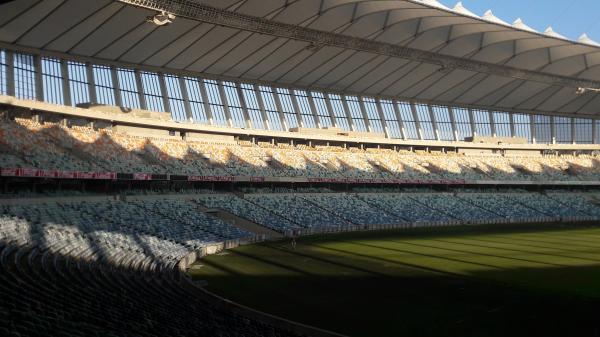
[2,118,600,181]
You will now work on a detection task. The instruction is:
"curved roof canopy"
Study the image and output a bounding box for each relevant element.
[1,0,599,116]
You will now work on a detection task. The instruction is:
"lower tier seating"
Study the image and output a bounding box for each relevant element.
[2,190,599,336]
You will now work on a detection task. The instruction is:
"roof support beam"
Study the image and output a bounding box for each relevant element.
[117,0,600,89]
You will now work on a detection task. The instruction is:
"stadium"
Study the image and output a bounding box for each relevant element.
[1,0,600,336]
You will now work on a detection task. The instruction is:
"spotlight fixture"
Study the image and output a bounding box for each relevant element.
[576,87,600,95]
[147,11,175,26]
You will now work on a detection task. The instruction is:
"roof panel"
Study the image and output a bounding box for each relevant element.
[17,0,112,48]
[0,0,599,117]
[221,37,288,79]
[0,0,65,43]
[44,2,123,52]
[143,23,215,67]
[69,5,149,57]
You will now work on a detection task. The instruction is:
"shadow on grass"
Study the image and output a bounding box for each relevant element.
[192,223,600,337]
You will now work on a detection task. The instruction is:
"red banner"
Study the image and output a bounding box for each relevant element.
[21,168,41,177]
[39,170,58,178]
[58,171,76,179]
[249,176,265,182]
[95,172,117,180]
[188,175,235,182]
[133,173,152,181]
[1,168,19,177]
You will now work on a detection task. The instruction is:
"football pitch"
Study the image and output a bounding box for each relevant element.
[189,224,600,337]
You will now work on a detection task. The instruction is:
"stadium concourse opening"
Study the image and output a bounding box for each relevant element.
[2,0,600,336]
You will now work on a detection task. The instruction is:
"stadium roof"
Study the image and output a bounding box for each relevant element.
[1,0,600,116]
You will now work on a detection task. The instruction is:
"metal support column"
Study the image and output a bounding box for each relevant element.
[323,94,338,129]
[134,70,147,110]
[550,116,556,144]
[253,84,270,130]
[198,79,214,125]
[530,114,536,144]
[5,50,14,97]
[410,102,423,140]
[357,97,372,132]
[217,80,233,127]
[307,91,322,129]
[34,55,43,102]
[488,110,496,137]
[158,73,171,115]
[85,62,97,104]
[468,108,476,137]
[236,82,253,129]
[375,98,390,138]
[448,106,459,141]
[110,66,123,107]
[392,100,407,140]
[340,96,356,131]
[178,76,194,121]
[570,118,575,144]
[272,86,288,131]
[428,105,440,140]
[60,59,71,106]
[289,89,305,128]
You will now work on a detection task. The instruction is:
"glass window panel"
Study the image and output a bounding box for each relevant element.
[241,84,264,129]
[513,113,531,142]
[67,61,89,106]
[328,94,350,131]
[397,102,419,139]
[492,111,511,137]
[42,58,64,105]
[259,86,282,130]
[14,53,36,100]
[432,105,453,141]
[223,81,246,128]
[345,95,367,132]
[452,107,472,140]
[311,91,332,128]
[116,68,140,109]
[534,115,552,144]
[140,71,164,112]
[380,100,401,139]
[0,50,6,95]
[93,65,115,106]
[574,118,592,144]
[363,97,384,133]
[204,80,227,126]
[185,77,208,124]
[276,88,299,129]
[554,116,572,144]
[164,75,187,121]
[472,109,492,136]
[294,90,316,128]
[415,104,435,140]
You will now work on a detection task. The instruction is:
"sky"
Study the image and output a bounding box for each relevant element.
[437,0,600,42]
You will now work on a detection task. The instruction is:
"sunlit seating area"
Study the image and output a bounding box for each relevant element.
[2,118,600,181]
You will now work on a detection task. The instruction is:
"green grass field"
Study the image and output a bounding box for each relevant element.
[189,224,600,337]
